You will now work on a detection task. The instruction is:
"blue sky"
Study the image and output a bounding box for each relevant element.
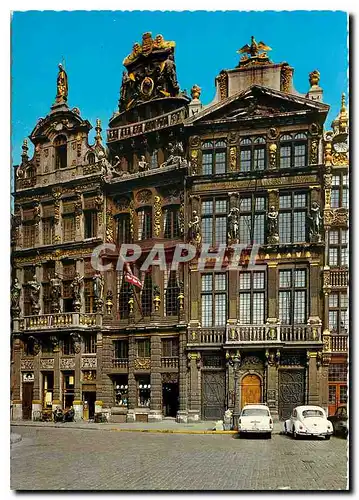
[11,10,348,165]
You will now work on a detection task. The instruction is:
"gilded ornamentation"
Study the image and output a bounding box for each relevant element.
[81,357,97,369]
[60,358,75,370]
[191,84,201,100]
[56,64,68,103]
[265,349,276,366]
[74,191,83,230]
[83,370,96,381]
[323,174,332,189]
[179,201,184,236]
[188,210,201,245]
[190,149,199,175]
[229,147,237,171]
[106,209,115,242]
[134,358,151,370]
[268,143,277,169]
[324,142,333,166]
[309,70,320,87]
[116,197,130,211]
[76,133,82,158]
[322,333,331,353]
[237,36,272,66]
[280,65,292,93]
[136,189,152,204]
[228,132,238,144]
[129,201,135,239]
[308,202,322,243]
[267,206,279,244]
[40,358,55,369]
[323,209,334,227]
[153,195,162,237]
[218,70,228,100]
[52,187,62,225]
[332,152,348,166]
[21,359,34,370]
[310,139,318,164]
[322,269,331,291]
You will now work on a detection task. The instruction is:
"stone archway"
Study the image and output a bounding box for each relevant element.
[240,374,261,408]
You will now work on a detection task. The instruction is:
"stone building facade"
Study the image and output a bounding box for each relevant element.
[11,33,349,423]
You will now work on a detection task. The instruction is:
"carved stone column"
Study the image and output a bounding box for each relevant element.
[32,350,41,419]
[11,337,22,420]
[74,190,83,242]
[266,262,278,322]
[187,352,201,421]
[52,337,61,409]
[307,351,320,406]
[189,267,200,327]
[149,335,162,421]
[100,334,115,409]
[177,330,188,422]
[265,350,279,420]
[75,259,85,313]
[127,335,137,421]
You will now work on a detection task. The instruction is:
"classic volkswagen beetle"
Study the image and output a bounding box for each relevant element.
[284,405,333,439]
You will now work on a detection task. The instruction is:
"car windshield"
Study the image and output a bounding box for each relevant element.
[302,409,325,418]
[241,408,269,417]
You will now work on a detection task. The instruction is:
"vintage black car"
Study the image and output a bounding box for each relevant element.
[328,406,348,437]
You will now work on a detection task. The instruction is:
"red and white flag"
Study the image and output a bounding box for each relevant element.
[124,262,143,289]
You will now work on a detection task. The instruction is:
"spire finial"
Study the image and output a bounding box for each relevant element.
[21,139,29,163]
[341,92,346,111]
[95,119,102,143]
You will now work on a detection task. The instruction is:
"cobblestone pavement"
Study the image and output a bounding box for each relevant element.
[11,426,348,491]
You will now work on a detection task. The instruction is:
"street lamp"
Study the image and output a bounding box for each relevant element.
[226,350,241,430]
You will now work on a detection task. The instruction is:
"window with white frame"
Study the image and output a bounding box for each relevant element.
[329,229,348,267]
[201,140,227,175]
[239,271,266,324]
[278,269,307,325]
[201,273,227,327]
[239,195,266,245]
[278,192,308,243]
[279,133,307,169]
[201,199,227,246]
[239,137,266,172]
[331,173,348,208]
[329,292,348,334]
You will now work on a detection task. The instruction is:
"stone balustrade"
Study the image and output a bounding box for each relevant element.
[161,357,179,369]
[330,269,349,287]
[112,358,129,369]
[20,312,101,331]
[329,334,348,353]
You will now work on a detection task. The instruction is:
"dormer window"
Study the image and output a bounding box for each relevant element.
[54,135,67,169]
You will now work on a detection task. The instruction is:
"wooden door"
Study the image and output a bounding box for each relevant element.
[240,374,261,408]
[328,383,347,416]
[22,382,33,420]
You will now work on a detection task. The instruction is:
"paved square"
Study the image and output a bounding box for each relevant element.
[11,426,348,490]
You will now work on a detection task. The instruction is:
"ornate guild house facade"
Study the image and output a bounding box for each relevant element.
[11,33,349,423]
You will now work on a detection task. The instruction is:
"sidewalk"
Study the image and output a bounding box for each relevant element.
[11,419,283,435]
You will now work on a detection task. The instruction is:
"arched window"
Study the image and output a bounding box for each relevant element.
[88,152,95,165]
[201,139,227,175]
[25,166,35,178]
[54,135,67,169]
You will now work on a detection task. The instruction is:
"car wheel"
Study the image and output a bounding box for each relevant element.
[267,433,272,440]
[325,435,331,440]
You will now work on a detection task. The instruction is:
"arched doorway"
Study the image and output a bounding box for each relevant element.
[241,374,261,408]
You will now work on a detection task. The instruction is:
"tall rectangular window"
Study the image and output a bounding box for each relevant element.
[201,140,227,175]
[84,210,97,239]
[163,207,180,239]
[239,271,266,324]
[201,199,227,246]
[239,137,266,171]
[239,195,266,245]
[84,279,95,313]
[201,273,227,327]
[278,192,307,243]
[84,334,97,354]
[114,339,129,359]
[278,269,307,324]
[62,215,75,242]
[42,218,55,245]
[42,262,55,314]
[329,229,348,267]
[137,208,152,240]
[164,269,179,316]
[162,338,179,357]
[137,339,151,358]
[329,292,348,334]
[23,222,36,248]
[279,133,307,168]
[117,214,131,244]
[331,173,348,208]
[118,274,131,320]
[141,272,152,316]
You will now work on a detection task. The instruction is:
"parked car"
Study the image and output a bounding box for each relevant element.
[238,404,273,438]
[284,405,333,440]
[328,406,348,438]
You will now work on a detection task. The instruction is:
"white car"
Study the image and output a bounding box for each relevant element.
[238,404,273,438]
[284,405,333,440]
